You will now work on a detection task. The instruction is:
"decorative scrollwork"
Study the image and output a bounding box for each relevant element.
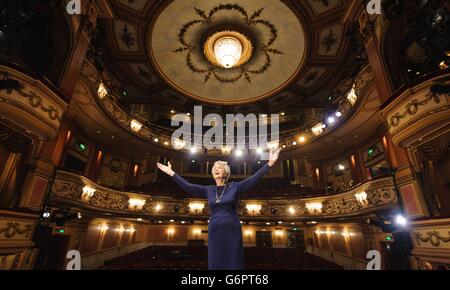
[389,92,441,128]
[414,231,450,247]
[0,222,34,239]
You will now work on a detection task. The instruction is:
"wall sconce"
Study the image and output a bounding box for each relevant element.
[82,185,96,201]
[306,202,323,215]
[274,230,284,237]
[192,228,201,237]
[288,206,296,215]
[220,146,232,155]
[97,82,108,99]
[116,226,125,233]
[153,203,163,212]
[312,123,325,136]
[246,204,262,215]
[130,119,142,133]
[355,191,369,207]
[172,138,187,150]
[347,86,357,106]
[128,198,146,210]
[99,224,109,233]
[167,227,175,240]
[244,229,253,236]
[189,202,205,214]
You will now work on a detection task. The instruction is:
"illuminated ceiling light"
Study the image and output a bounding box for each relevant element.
[130,119,142,133]
[42,211,51,219]
[214,36,242,68]
[97,82,108,99]
[191,160,195,163]
[282,144,286,149]
[169,219,174,223]
[292,141,297,146]
[137,218,143,221]
[266,222,271,226]
[187,112,191,116]
[281,112,286,116]
[338,163,345,171]
[181,221,186,224]
[327,116,336,125]
[153,138,159,143]
[278,221,283,224]
[335,111,342,118]
[170,109,176,114]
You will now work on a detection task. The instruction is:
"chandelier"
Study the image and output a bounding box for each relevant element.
[214,37,243,68]
[204,30,253,69]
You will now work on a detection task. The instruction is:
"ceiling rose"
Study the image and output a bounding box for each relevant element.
[150,0,307,105]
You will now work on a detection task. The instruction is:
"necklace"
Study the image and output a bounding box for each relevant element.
[215,184,227,203]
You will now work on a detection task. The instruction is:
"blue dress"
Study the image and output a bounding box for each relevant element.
[171,163,271,270]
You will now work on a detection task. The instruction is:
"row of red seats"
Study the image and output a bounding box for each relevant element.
[99,246,342,270]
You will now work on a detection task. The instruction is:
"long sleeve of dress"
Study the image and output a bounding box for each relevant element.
[171,174,208,198]
[235,163,271,194]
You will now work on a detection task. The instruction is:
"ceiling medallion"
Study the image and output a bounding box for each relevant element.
[172,4,283,84]
[204,31,253,69]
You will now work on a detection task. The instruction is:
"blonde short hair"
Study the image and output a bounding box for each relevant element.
[212,161,231,181]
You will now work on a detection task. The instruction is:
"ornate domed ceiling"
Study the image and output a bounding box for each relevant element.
[100,0,357,113]
[150,0,306,104]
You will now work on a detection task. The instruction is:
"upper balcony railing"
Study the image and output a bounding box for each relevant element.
[50,169,398,220]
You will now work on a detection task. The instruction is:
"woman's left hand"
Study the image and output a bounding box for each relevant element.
[268,148,281,167]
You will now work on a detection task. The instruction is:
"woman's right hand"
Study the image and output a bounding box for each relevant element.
[157,162,175,176]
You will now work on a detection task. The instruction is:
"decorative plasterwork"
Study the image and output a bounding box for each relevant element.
[149,0,306,104]
[0,65,67,140]
[382,74,450,147]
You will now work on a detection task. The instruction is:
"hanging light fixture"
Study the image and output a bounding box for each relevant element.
[214,36,243,68]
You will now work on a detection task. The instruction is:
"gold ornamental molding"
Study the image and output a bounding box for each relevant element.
[0,65,67,140]
[51,169,398,220]
[382,74,450,147]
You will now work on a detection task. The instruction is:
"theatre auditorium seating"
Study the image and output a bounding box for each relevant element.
[99,246,342,270]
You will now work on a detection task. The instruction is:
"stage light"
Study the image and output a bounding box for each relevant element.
[42,212,51,219]
[170,109,176,114]
[395,214,408,227]
[153,138,159,143]
[235,149,243,157]
[292,141,297,146]
[327,116,336,125]
[335,111,342,117]
[181,221,186,224]
[190,148,197,154]
[170,219,174,223]
[256,148,263,154]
